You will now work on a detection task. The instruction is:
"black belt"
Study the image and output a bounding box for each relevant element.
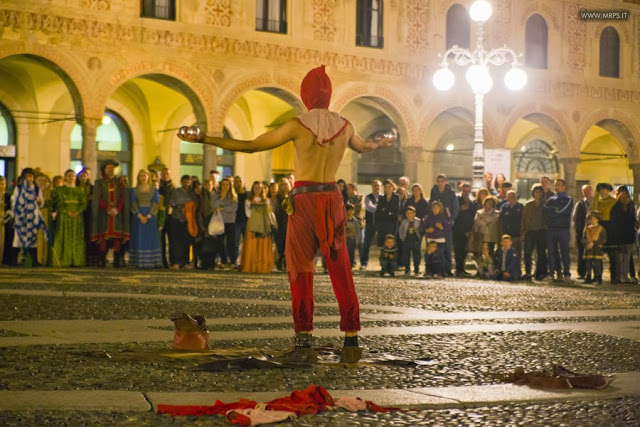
[290,183,338,197]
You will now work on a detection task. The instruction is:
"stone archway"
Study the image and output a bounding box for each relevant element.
[0,53,86,175]
[99,72,211,180]
[576,114,639,199]
[338,95,410,185]
[503,110,572,197]
[218,81,304,183]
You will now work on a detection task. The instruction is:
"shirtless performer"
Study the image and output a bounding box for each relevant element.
[178,65,396,362]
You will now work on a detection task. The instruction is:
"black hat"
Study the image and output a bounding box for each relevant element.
[595,182,613,192]
[617,185,630,195]
[100,159,120,174]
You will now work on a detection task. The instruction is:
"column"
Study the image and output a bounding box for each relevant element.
[630,163,640,204]
[202,128,219,181]
[559,157,580,199]
[401,146,423,184]
[81,117,101,176]
[202,145,218,181]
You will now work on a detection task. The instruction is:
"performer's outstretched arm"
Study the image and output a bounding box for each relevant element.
[178,120,299,153]
[347,123,397,153]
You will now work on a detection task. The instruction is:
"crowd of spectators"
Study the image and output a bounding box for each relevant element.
[0,161,292,273]
[344,172,640,285]
[1,164,639,285]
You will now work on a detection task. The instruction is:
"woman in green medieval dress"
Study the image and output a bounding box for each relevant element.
[52,169,87,267]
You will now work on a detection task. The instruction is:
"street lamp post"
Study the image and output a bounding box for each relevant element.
[433,0,527,190]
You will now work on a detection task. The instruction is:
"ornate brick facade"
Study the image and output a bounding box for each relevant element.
[405,0,430,54]
[206,0,232,27]
[312,0,337,42]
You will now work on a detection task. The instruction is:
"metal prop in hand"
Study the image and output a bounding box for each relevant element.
[375,128,398,143]
[178,125,202,142]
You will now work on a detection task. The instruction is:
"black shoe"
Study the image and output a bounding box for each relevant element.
[340,335,362,364]
[584,278,593,284]
[379,271,385,277]
[390,271,395,277]
[445,271,453,277]
[293,332,313,349]
[522,274,533,282]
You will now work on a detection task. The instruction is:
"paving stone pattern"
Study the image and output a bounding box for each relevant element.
[1,398,639,426]
[1,268,640,424]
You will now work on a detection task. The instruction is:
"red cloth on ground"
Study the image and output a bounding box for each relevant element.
[285,182,360,332]
[157,399,257,417]
[265,384,334,415]
[300,65,332,110]
[157,384,401,424]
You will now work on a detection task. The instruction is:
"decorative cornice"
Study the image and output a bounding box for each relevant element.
[0,8,428,79]
[530,79,640,104]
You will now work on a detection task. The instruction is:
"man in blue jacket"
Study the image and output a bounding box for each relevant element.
[543,179,574,282]
[430,174,459,276]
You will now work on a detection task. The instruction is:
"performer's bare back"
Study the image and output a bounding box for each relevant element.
[291,120,351,183]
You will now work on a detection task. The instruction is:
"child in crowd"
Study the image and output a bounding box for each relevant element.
[379,234,398,277]
[345,203,361,269]
[474,242,495,279]
[583,211,606,285]
[425,241,444,277]
[398,205,422,275]
[422,201,450,277]
[493,234,521,281]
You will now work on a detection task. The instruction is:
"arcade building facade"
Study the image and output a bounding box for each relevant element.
[1,0,639,200]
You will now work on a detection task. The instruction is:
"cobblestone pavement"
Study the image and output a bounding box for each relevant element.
[1,267,639,425]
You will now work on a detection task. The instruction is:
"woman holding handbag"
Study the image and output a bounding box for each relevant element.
[211,178,238,270]
[240,181,275,273]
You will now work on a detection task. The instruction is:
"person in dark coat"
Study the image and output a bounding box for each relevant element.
[360,180,381,270]
[572,184,593,280]
[376,179,400,247]
[543,179,573,281]
[453,182,477,276]
[233,176,248,268]
[610,186,637,284]
[521,184,547,281]
[423,201,452,277]
[499,190,523,257]
[0,176,15,265]
[493,235,521,281]
[274,178,291,271]
[91,160,130,268]
[158,167,175,268]
[406,183,430,220]
[429,174,459,276]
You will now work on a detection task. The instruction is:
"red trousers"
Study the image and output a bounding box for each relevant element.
[285,182,360,332]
